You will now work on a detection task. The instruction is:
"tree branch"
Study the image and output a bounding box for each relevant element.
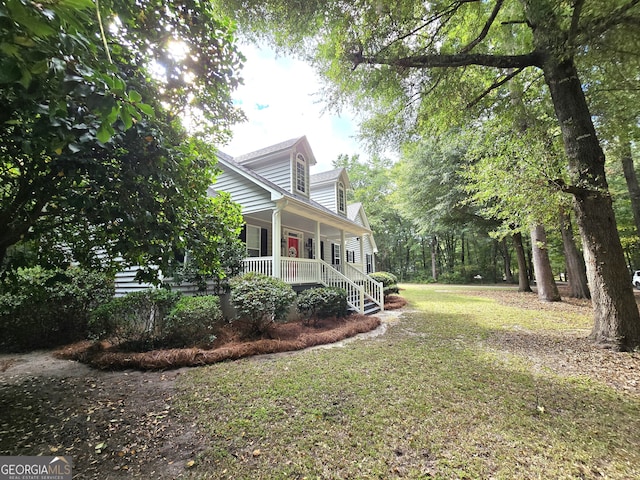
[568,0,585,46]
[352,52,540,70]
[376,0,479,58]
[459,0,505,54]
[576,0,640,44]
[466,67,525,109]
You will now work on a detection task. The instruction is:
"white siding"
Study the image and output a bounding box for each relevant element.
[351,209,365,227]
[114,267,156,296]
[346,237,362,264]
[310,184,337,211]
[365,237,376,273]
[115,266,225,297]
[213,166,275,213]
[251,158,292,192]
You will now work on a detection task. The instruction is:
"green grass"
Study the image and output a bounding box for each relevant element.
[176,284,640,479]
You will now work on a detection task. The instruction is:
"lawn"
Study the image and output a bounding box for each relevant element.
[176,284,640,479]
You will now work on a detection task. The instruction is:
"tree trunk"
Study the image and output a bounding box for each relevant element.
[559,208,590,299]
[502,237,513,283]
[530,224,560,302]
[539,54,640,349]
[512,231,532,292]
[431,235,438,281]
[620,139,640,239]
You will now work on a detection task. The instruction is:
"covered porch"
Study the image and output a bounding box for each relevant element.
[241,198,383,314]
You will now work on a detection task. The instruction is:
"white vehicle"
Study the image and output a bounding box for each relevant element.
[633,270,640,289]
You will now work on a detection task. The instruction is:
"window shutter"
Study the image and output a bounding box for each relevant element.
[321,241,325,260]
[260,228,268,256]
[240,225,246,243]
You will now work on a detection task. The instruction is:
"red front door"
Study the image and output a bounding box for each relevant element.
[287,236,299,258]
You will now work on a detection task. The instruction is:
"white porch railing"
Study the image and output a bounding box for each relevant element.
[242,256,273,276]
[338,263,384,312]
[281,258,322,284]
[320,262,365,312]
[241,257,383,314]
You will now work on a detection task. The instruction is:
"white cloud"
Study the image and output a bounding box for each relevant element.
[221,44,361,172]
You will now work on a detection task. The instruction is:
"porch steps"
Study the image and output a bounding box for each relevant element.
[350,297,381,316]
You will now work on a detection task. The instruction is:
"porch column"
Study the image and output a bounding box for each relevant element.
[360,235,365,270]
[272,206,282,278]
[340,230,346,265]
[315,221,321,260]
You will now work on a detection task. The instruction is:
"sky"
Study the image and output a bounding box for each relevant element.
[221,44,362,173]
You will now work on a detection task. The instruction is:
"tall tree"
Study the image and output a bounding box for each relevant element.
[512,231,532,292]
[221,0,640,350]
[530,224,561,301]
[1,0,245,279]
[559,208,590,299]
[395,134,498,281]
[332,154,419,278]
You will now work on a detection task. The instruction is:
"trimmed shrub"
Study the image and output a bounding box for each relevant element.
[296,287,348,325]
[229,272,296,335]
[370,271,400,296]
[0,266,114,351]
[162,295,224,348]
[89,289,181,348]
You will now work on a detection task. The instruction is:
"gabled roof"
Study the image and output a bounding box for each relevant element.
[310,167,351,190]
[310,168,342,184]
[214,152,370,235]
[347,202,378,252]
[233,136,317,166]
[347,202,362,222]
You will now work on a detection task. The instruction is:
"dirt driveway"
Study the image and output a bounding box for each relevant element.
[0,352,205,479]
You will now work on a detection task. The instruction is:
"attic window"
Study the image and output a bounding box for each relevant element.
[295,153,307,194]
[337,181,346,213]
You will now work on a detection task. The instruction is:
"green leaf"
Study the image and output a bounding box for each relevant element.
[7,0,56,37]
[19,68,32,89]
[120,105,133,129]
[106,106,119,124]
[138,103,155,118]
[128,90,142,103]
[30,60,49,75]
[96,123,112,143]
[0,42,20,56]
[59,0,95,9]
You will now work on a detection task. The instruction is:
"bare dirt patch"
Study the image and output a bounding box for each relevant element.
[466,287,640,396]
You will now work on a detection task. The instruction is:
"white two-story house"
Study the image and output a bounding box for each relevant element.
[116,136,382,314]
[213,136,382,314]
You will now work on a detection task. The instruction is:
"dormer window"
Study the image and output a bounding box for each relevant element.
[337,181,346,214]
[295,154,307,194]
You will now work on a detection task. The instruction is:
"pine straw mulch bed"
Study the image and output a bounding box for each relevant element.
[462,286,640,396]
[384,294,407,311]
[53,313,383,371]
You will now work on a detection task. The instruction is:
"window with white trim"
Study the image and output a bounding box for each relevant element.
[333,243,341,265]
[295,153,307,194]
[246,225,261,257]
[337,181,346,214]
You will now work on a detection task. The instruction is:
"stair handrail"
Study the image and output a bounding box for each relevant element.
[340,263,384,312]
[319,261,365,313]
